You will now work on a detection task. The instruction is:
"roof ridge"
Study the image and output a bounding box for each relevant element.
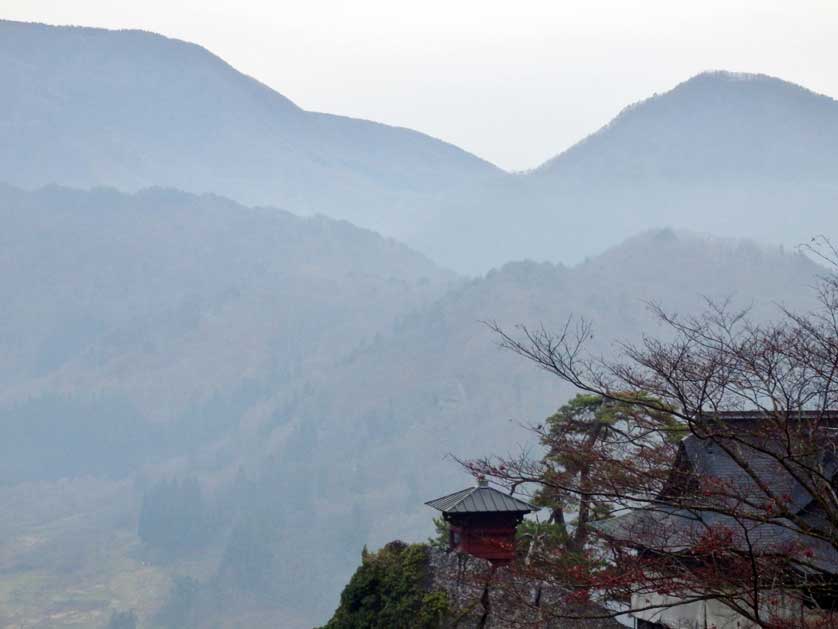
[426,484,536,514]
[477,485,536,510]
[424,486,475,509]
[442,486,476,511]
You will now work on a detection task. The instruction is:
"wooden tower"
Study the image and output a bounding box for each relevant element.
[426,477,535,563]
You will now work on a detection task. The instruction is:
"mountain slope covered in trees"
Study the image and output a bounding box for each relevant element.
[180,229,824,625]
[0,184,453,481]
[1,184,825,627]
[0,183,457,628]
[277,230,823,567]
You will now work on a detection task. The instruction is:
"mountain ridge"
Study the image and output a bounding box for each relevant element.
[0,19,502,237]
[0,183,455,418]
[533,70,836,175]
[4,19,838,274]
[412,69,838,272]
[536,69,838,179]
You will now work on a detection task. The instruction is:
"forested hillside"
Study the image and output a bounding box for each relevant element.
[0,183,452,477]
[278,229,823,583]
[0,184,456,627]
[0,190,822,626]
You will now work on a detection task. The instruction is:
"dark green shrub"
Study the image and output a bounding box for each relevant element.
[321,541,449,629]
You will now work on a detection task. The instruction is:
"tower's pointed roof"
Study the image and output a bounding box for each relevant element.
[425,478,536,514]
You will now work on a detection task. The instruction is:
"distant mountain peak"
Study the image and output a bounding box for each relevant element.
[670,69,835,101]
[684,69,778,84]
[0,18,303,113]
[533,70,838,176]
[0,18,500,239]
[4,19,838,273]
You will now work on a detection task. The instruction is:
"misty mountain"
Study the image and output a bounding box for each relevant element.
[0,185,825,626]
[0,20,500,237]
[4,21,838,274]
[3,19,838,628]
[278,229,822,555]
[0,184,453,478]
[415,71,838,271]
[0,184,456,627]
[193,229,822,624]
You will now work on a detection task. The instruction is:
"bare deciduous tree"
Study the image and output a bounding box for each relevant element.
[464,239,838,628]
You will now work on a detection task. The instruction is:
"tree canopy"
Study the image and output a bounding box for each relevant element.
[320,541,449,629]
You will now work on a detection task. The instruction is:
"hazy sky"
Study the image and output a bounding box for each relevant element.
[4,0,838,171]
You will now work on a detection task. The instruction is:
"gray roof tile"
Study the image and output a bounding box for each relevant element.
[597,412,838,573]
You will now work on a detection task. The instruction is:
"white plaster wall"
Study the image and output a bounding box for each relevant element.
[631,592,755,628]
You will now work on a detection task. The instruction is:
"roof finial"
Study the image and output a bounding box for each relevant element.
[476,474,489,488]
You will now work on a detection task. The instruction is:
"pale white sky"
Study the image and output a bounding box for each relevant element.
[4,0,838,171]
